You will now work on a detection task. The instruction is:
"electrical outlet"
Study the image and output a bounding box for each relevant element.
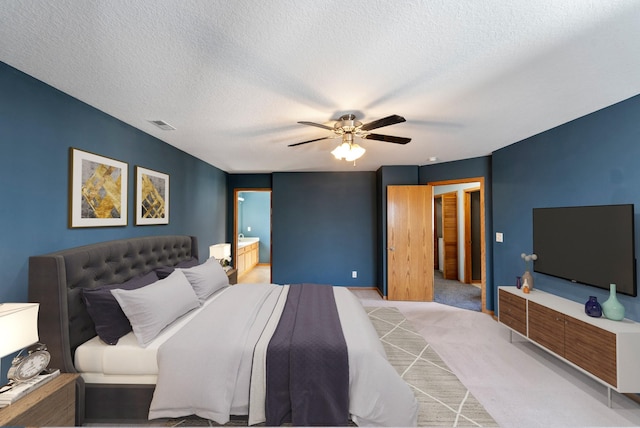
[352,271,357,279]
[496,232,504,243]
[247,226,251,232]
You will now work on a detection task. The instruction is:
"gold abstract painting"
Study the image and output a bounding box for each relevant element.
[81,162,122,218]
[136,166,169,225]
[70,148,128,228]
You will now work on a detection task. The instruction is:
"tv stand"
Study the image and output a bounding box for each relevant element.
[498,286,640,407]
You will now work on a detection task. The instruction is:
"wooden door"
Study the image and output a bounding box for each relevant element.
[441,191,458,280]
[387,185,434,301]
[464,188,481,283]
[433,196,442,270]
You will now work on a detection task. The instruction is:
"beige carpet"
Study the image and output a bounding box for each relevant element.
[162,306,497,427]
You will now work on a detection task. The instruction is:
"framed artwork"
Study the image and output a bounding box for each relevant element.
[135,166,169,225]
[69,148,128,228]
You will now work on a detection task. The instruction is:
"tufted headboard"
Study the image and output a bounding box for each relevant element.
[28,235,198,374]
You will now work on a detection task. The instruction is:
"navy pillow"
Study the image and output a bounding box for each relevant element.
[82,271,159,345]
[154,257,199,279]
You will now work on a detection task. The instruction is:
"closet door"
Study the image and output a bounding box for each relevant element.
[441,191,459,280]
[387,185,434,301]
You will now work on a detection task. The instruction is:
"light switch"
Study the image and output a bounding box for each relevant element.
[496,232,503,243]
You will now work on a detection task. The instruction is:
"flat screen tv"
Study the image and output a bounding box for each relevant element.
[533,204,637,297]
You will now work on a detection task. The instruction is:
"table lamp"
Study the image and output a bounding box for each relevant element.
[0,303,39,380]
[209,243,231,266]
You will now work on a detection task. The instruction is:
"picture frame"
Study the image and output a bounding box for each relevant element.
[69,148,128,228]
[135,166,169,225]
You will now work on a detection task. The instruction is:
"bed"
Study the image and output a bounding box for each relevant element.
[28,235,418,426]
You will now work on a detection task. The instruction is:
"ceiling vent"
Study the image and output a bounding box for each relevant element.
[149,120,176,131]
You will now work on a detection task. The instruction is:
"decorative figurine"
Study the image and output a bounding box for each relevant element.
[584,296,602,317]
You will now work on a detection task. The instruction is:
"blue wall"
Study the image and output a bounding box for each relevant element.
[492,94,640,320]
[0,62,228,378]
[271,172,377,286]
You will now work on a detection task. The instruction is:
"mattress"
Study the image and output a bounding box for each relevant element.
[74,287,230,384]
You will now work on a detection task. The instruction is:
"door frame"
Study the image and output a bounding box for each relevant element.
[233,188,272,281]
[439,190,459,281]
[428,177,487,312]
[464,187,481,285]
[434,195,441,271]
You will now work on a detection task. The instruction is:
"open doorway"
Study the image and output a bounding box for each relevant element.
[431,178,486,312]
[234,189,272,283]
[464,187,482,285]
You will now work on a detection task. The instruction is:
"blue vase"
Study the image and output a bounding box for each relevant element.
[602,283,625,321]
[584,296,602,317]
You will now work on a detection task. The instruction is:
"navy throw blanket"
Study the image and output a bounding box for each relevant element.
[265,283,349,426]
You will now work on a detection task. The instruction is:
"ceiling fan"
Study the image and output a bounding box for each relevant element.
[289,114,411,162]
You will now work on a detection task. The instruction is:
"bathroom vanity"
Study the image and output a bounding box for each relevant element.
[237,237,259,277]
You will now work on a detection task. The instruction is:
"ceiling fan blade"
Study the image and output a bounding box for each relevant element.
[363,133,412,144]
[360,115,406,131]
[297,121,335,131]
[288,136,332,147]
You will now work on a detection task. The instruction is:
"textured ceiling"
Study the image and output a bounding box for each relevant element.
[2,1,640,173]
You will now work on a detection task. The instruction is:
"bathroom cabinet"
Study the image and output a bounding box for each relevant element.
[237,241,259,277]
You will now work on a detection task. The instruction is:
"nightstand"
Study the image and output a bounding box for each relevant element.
[226,268,238,285]
[0,373,78,426]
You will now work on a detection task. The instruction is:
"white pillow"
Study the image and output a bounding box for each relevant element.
[179,257,230,303]
[111,269,200,347]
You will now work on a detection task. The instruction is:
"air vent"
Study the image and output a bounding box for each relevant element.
[149,120,176,131]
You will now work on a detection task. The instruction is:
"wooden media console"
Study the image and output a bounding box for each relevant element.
[498,286,640,407]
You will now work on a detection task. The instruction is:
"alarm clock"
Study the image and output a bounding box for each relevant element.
[7,343,50,383]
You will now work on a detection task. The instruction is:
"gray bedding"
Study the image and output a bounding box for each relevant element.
[148,283,418,427]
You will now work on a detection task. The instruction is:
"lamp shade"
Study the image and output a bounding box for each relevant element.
[209,243,231,260]
[331,142,365,161]
[0,303,39,358]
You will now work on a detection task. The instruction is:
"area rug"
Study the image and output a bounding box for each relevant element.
[366,306,497,427]
[163,307,497,427]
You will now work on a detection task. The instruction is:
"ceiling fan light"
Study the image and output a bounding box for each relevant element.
[345,143,365,161]
[331,142,352,160]
[294,114,409,163]
[331,142,365,161]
